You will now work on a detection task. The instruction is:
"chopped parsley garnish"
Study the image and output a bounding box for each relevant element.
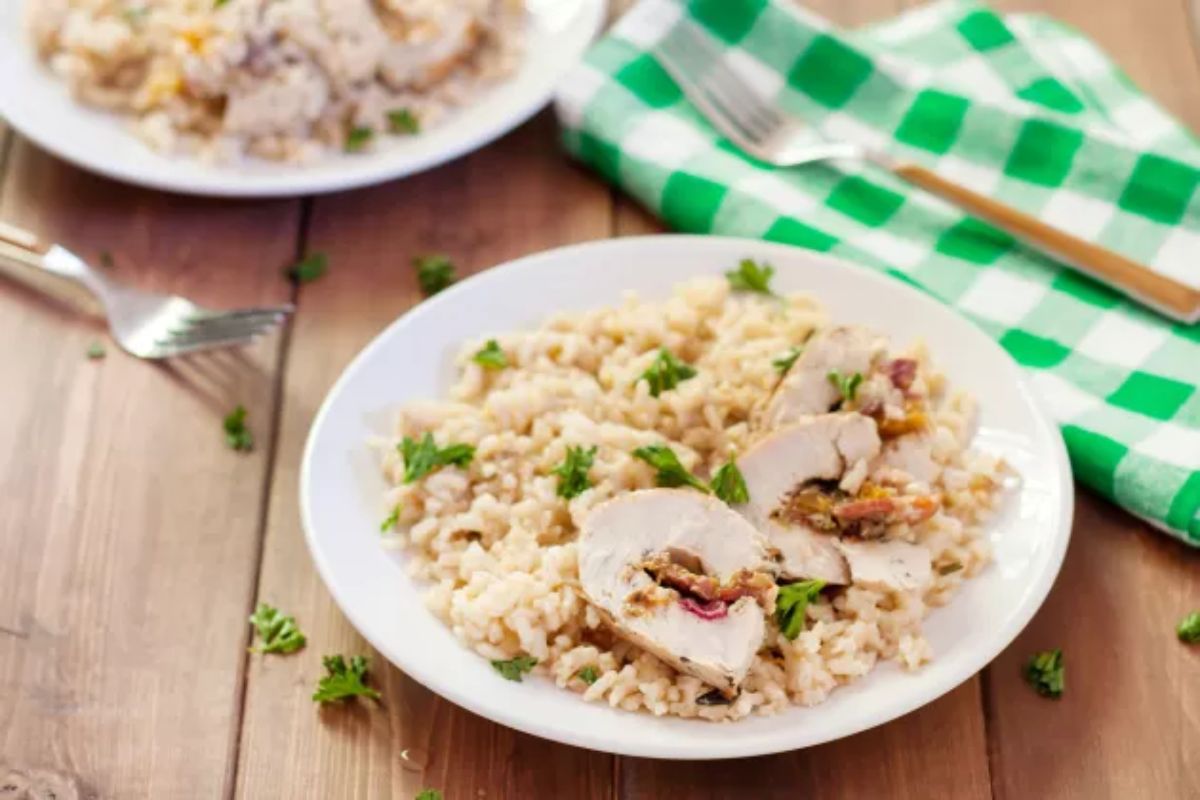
[552,445,597,500]
[287,252,328,284]
[415,790,443,800]
[123,7,149,24]
[312,655,382,703]
[400,433,474,483]
[827,370,864,403]
[575,666,599,685]
[413,254,456,296]
[775,579,825,640]
[248,603,306,655]
[387,109,421,135]
[1023,649,1064,698]
[214,0,230,8]
[223,405,253,452]
[709,461,748,505]
[472,339,508,370]
[86,341,106,360]
[380,506,401,533]
[345,126,373,152]
[632,445,709,493]
[491,655,538,682]
[937,561,964,576]
[638,348,697,397]
[1177,611,1200,644]
[725,258,775,295]
[773,346,803,375]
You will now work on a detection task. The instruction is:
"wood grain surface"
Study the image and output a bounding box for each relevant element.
[1,1,1198,798]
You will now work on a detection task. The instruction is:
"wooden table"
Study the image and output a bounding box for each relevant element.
[2,1,1198,797]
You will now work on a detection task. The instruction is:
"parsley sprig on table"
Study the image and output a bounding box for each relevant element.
[223,405,253,452]
[638,348,697,397]
[400,433,474,483]
[413,254,456,296]
[287,252,328,284]
[1177,611,1200,643]
[709,461,749,505]
[1024,649,1064,698]
[491,655,537,682]
[552,445,597,500]
[632,445,708,493]
[775,580,825,640]
[827,370,864,404]
[248,603,306,655]
[725,258,776,295]
[86,341,107,360]
[472,339,509,370]
[312,655,382,703]
[415,790,443,800]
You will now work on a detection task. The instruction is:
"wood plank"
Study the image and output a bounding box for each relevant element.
[0,140,297,798]
[234,112,616,800]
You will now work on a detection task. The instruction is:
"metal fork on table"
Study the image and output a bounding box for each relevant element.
[0,221,292,359]
[655,24,1200,324]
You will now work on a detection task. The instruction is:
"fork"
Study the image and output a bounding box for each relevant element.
[656,24,1200,324]
[0,221,293,358]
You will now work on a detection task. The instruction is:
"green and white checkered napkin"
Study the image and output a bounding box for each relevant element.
[556,0,1200,544]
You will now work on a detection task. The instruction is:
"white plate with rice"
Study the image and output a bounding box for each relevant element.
[0,0,605,197]
[301,235,1072,759]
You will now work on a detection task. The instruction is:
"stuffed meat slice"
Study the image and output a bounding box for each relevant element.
[762,326,881,427]
[579,489,777,697]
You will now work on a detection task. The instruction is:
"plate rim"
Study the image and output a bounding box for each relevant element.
[300,234,1075,759]
[0,0,607,197]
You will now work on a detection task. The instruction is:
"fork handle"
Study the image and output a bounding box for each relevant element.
[889,161,1200,323]
[0,222,103,313]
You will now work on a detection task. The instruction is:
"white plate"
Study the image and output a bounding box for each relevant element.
[301,236,1073,759]
[0,0,605,197]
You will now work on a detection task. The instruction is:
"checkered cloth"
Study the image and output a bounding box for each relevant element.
[556,0,1200,545]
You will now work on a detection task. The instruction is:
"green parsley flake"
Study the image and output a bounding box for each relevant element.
[775,580,825,640]
[223,405,253,452]
[1024,649,1064,698]
[123,7,149,24]
[380,506,401,533]
[415,790,443,800]
[552,445,597,500]
[576,666,599,685]
[86,341,106,360]
[491,654,537,682]
[772,346,803,375]
[709,461,748,505]
[472,339,508,370]
[312,655,382,703]
[827,370,864,404]
[248,603,306,655]
[638,348,697,397]
[937,561,964,576]
[345,126,373,152]
[632,445,708,493]
[287,252,328,284]
[214,0,230,8]
[413,254,456,296]
[725,258,775,295]
[1177,611,1200,644]
[400,433,474,483]
[387,109,421,135]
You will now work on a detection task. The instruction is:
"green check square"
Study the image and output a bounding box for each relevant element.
[936,217,1014,263]
[1004,119,1084,186]
[825,176,905,227]
[787,35,873,108]
[763,217,839,252]
[615,54,682,108]
[956,9,1016,51]
[1016,77,1085,113]
[692,0,768,44]
[577,132,622,185]
[1107,371,1194,420]
[1117,154,1200,225]
[1167,472,1200,534]
[895,89,970,154]
[661,171,727,232]
[1062,425,1129,496]
[999,329,1071,367]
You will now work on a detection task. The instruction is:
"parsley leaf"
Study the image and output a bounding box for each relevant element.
[576,665,599,685]
[312,655,382,703]
[491,654,537,682]
[86,341,106,360]
[413,254,456,296]
[632,445,709,493]
[709,461,748,505]
[1177,611,1200,644]
[345,126,373,152]
[552,445,597,500]
[1024,649,1064,698]
[415,790,443,800]
[380,506,400,533]
[214,0,230,7]
[387,108,421,135]
[399,433,475,483]
[725,258,775,295]
[938,561,964,576]
[638,348,697,397]
[287,252,327,284]
[827,370,864,403]
[248,603,306,655]
[775,580,825,640]
[223,405,253,452]
[773,346,803,375]
[472,339,508,370]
